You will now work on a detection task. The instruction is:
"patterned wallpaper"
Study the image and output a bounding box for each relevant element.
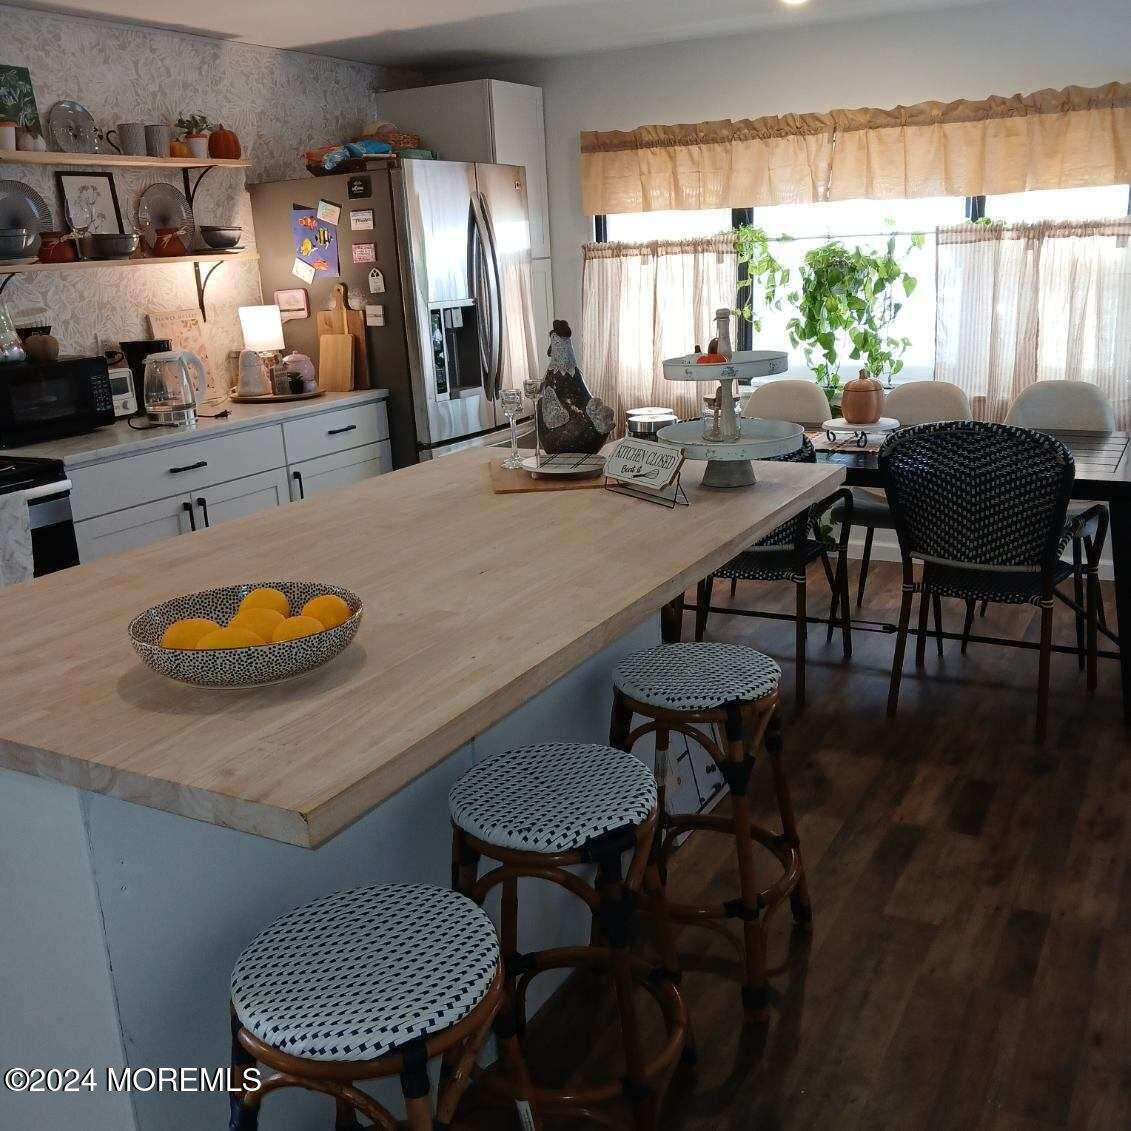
[0,3,383,365]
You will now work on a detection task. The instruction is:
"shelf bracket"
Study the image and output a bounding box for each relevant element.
[181,165,217,209]
[192,261,225,322]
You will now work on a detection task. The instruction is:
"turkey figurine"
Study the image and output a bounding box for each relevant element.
[536,320,615,454]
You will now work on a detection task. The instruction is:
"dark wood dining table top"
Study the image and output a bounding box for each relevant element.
[812,429,1131,500]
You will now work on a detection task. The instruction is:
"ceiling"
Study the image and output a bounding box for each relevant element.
[12,0,993,68]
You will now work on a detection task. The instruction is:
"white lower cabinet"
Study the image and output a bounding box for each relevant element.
[75,494,196,562]
[71,400,393,563]
[288,442,393,501]
[190,469,292,529]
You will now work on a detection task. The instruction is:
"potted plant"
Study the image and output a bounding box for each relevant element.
[786,233,923,416]
[734,224,791,337]
[176,114,213,158]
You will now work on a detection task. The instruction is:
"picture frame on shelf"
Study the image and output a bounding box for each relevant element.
[0,64,42,142]
[54,171,124,235]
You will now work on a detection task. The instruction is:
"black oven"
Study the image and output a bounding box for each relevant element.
[0,355,117,447]
[0,457,79,576]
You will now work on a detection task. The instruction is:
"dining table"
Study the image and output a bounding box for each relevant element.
[814,429,1130,720]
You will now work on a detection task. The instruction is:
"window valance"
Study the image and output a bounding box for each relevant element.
[579,82,1131,215]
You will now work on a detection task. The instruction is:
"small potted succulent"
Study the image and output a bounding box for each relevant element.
[176,114,214,158]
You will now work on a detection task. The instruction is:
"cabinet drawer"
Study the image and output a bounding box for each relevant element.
[282,401,389,465]
[70,426,286,521]
[289,441,392,501]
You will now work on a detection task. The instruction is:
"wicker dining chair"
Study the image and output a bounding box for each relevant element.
[880,421,1107,742]
[693,437,853,711]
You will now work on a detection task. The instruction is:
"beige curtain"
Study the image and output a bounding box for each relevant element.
[935,219,1131,426]
[581,236,737,427]
[581,83,1131,215]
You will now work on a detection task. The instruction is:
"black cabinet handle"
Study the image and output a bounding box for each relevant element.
[327,424,357,436]
[195,496,210,528]
[182,500,196,532]
[169,460,207,474]
[292,470,305,499]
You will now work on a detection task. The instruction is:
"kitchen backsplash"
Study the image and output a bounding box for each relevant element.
[0,3,384,365]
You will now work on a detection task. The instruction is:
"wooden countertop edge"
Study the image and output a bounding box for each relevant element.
[300,462,846,849]
[0,737,312,846]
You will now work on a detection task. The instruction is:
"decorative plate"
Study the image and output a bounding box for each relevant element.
[0,179,53,232]
[136,182,194,249]
[46,100,100,153]
[129,580,363,689]
[521,453,605,477]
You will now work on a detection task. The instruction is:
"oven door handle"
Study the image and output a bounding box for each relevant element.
[15,479,72,504]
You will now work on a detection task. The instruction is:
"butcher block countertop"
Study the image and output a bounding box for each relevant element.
[0,448,843,848]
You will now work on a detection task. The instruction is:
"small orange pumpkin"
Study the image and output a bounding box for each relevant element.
[696,353,727,364]
[169,139,191,158]
[208,124,241,159]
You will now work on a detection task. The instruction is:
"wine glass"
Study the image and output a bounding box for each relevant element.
[522,376,542,467]
[500,388,525,469]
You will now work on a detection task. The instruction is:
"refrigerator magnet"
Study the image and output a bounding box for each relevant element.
[351,242,376,264]
[291,257,316,284]
[349,208,374,231]
[364,304,385,327]
[368,267,385,294]
[347,175,371,199]
[274,288,309,322]
[316,199,341,226]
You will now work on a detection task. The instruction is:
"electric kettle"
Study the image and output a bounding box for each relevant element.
[143,350,207,426]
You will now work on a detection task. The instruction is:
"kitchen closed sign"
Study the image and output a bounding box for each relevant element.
[605,438,683,491]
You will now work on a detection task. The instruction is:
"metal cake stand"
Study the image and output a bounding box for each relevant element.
[822,416,900,448]
[657,418,805,488]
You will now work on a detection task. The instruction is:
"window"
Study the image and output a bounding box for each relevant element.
[595,185,1130,387]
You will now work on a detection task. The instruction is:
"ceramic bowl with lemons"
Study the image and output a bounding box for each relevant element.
[129,581,363,688]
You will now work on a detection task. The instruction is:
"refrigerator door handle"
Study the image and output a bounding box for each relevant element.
[470,191,502,401]
[466,200,491,388]
[478,191,504,400]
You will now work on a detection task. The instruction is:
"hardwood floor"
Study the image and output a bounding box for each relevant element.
[469,562,1129,1130]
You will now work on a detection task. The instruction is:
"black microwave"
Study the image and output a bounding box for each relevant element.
[0,355,117,447]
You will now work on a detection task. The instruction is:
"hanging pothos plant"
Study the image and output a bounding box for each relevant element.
[786,232,924,404]
[734,224,790,334]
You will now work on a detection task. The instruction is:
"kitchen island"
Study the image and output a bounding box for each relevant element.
[0,446,842,1130]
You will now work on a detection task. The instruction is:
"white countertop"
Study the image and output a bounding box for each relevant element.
[3,388,390,469]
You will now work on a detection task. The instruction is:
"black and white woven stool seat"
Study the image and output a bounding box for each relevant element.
[449,742,657,853]
[613,642,782,711]
[230,884,498,1063]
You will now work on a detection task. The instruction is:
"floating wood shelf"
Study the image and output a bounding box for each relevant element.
[0,251,259,274]
[0,149,251,170]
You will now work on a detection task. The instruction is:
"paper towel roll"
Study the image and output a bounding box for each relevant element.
[0,491,34,586]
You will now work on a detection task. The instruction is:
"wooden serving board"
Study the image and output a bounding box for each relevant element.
[316,284,368,389]
[488,460,605,493]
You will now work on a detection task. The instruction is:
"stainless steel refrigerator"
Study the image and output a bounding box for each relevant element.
[249,161,538,468]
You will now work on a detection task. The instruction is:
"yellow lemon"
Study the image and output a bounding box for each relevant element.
[239,587,290,618]
[272,615,325,643]
[301,594,352,630]
[229,607,286,641]
[194,626,265,650]
[161,618,221,649]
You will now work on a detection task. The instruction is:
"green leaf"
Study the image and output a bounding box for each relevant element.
[903,276,917,296]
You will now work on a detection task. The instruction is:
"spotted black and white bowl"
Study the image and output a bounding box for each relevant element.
[129,580,363,688]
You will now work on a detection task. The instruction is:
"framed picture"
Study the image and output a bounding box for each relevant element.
[0,64,42,139]
[54,171,123,235]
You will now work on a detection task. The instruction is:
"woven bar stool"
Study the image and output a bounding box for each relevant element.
[449,742,689,1131]
[228,883,538,1130]
[609,642,810,1018]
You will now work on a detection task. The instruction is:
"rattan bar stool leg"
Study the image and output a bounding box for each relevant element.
[765,711,811,925]
[334,1097,362,1128]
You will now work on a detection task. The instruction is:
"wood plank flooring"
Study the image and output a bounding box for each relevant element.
[469,562,1129,1130]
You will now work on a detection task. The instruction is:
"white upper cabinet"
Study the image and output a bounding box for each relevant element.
[379,80,552,260]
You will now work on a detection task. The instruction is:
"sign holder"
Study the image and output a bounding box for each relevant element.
[602,436,689,508]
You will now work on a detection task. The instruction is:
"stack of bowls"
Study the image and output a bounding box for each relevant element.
[198,226,242,250]
[85,233,140,260]
[0,227,40,261]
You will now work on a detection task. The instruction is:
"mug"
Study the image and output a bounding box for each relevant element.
[107,122,146,156]
[144,124,171,158]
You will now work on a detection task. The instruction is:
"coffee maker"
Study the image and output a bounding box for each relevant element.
[118,339,170,415]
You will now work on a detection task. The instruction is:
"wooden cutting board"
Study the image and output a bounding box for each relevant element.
[317,284,364,390]
[488,460,606,493]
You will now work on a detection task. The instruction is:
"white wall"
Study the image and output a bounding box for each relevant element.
[439,0,1131,334]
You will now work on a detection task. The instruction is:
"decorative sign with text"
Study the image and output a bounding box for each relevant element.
[605,437,684,490]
